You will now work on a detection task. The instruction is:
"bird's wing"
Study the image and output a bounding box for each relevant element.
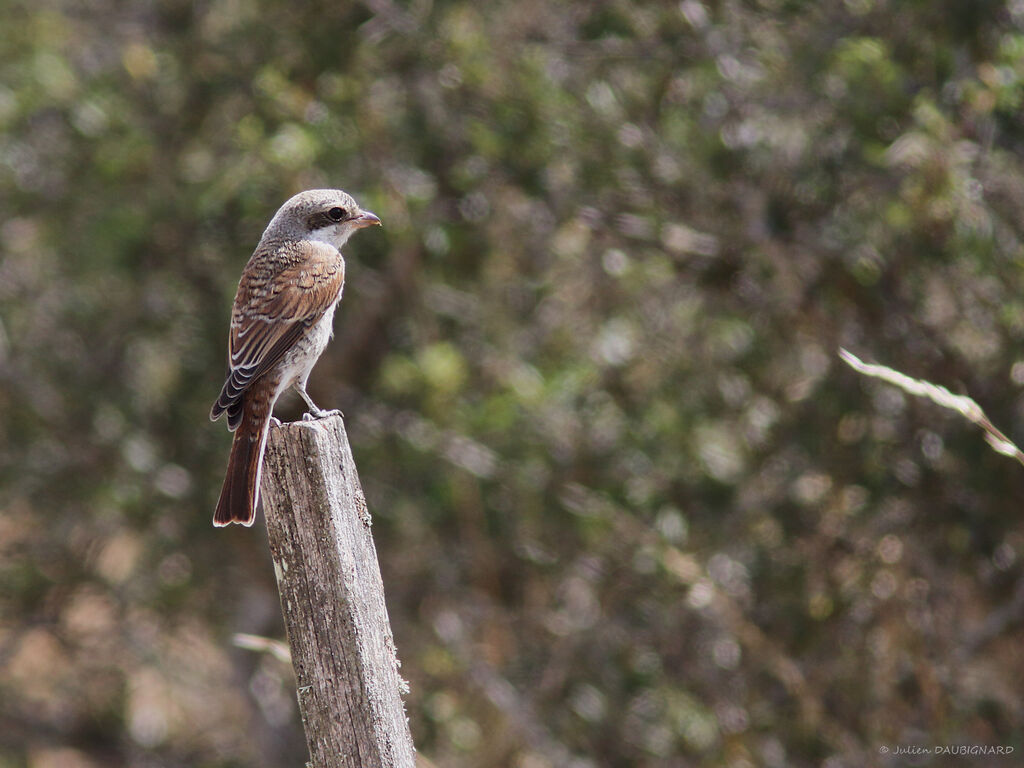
[211,240,345,424]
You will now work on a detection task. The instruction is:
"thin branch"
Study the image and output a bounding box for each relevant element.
[233,633,292,664]
[838,348,1024,467]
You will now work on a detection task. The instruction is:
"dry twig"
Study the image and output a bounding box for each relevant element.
[838,348,1024,467]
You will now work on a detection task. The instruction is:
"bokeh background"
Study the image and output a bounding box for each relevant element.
[4,0,1024,766]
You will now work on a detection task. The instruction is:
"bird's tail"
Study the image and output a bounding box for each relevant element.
[213,378,276,527]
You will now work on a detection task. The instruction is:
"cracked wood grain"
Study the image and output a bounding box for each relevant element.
[261,415,415,768]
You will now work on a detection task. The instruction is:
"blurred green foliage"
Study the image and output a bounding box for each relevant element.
[3,0,1024,766]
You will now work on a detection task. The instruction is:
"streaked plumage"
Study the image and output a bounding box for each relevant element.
[210,189,381,527]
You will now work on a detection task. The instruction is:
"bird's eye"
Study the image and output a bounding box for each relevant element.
[327,207,347,222]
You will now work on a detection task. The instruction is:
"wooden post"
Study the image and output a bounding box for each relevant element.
[260,414,416,768]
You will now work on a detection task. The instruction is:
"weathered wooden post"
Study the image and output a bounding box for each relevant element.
[259,414,415,768]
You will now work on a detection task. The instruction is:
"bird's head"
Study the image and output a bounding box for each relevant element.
[266,189,382,249]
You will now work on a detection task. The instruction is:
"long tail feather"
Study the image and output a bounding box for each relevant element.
[213,379,276,527]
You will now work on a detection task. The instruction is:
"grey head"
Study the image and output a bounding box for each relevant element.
[262,189,381,250]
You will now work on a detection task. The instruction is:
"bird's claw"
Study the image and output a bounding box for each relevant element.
[302,408,342,421]
[269,416,282,428]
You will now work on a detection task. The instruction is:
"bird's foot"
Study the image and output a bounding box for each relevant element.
[302,408,343,421]
[269,416,283,428]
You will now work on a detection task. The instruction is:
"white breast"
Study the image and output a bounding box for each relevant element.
[274,301,339,398]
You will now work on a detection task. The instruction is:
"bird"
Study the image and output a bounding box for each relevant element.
[209,189,381,527]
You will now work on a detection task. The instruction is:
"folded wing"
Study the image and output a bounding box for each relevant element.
[210,241,345,429]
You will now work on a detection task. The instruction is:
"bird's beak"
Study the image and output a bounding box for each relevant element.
[353,211,382,228]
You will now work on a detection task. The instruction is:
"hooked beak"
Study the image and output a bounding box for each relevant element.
[353,210,382,228]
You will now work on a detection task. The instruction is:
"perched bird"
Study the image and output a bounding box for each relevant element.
[210,189,381,527]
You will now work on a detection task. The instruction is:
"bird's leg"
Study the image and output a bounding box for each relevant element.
[294,380,342,421]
